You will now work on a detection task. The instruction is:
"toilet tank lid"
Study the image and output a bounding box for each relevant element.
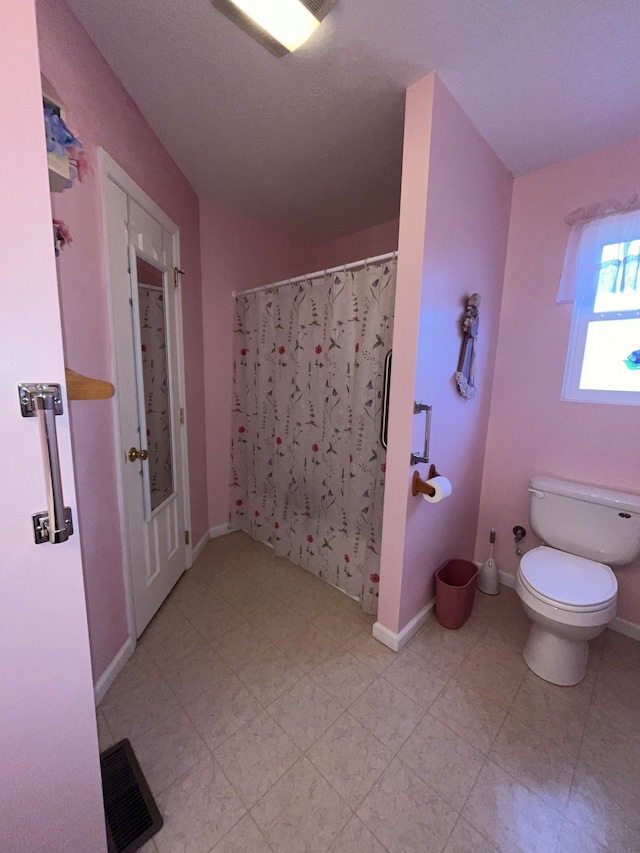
[521,546,617,607]
[530,476,640,515]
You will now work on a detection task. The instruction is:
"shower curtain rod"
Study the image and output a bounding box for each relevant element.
[233,250,397,298]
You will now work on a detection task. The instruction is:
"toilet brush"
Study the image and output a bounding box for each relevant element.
[478,529,500,595]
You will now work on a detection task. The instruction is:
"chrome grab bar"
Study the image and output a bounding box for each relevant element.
[19,383,74,545]
[410,401,432,466]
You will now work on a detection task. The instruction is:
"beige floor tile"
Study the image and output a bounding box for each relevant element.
[523,664,598,711]
[576,713,640,792]
[382,648,450,709]
[349,676,425,752]
[131,708,210,795]
[240,555,285,586]
[327,815,387,852]
[161,644,231,704]
[250,599,311,643]
[407,621,473,674]
[96,708,115,752]
[102,644,160,701]
[454,646,525,710]
[357,757,457,853]
[429,680,506,754]
[443,818,498,853]
[185,675,262,751]
[597,658,640,703]
[168,576,223,619]
[602,628,640,669]
[307,713,393,809]
[590,679,640,742]
[258,565,311,601]
[225,582,280,617]
[266,676,343,750]
[251,757,351,853]
[489,713,576,812]
[309,649,377,707]
[285,588,334,621]
[210,623,272,671]
[276,621,341,671]
[443,602,491,644]
[565,769,640,852]
[343,629,397,674]
[214,710,301,808]
[210,814,273,853]
[141,602,187,642]
[464,760,563,853]
[554,818,608,853]
[101,671,180,741]
[97,532,640,853]
[489,605,531,646]
[188,601,247,642]
[154,755,245,853]
[237,645,304,705]
[472,625,529,676]
[312,608,366,644]
[398,712,485,810]
[141,618,210,670]
[508,678,587,759]
[204,568,255,601]
[138,839,158,853]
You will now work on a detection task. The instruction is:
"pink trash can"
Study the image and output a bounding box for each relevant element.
[435,559,478,629]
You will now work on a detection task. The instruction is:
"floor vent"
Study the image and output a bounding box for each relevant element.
[100,739,163,853]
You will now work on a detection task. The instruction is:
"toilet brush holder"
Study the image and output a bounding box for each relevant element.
[478,529,500,595]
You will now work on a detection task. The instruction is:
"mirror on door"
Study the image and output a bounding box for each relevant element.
[134,254,175,515]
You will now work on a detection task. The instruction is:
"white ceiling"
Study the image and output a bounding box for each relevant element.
[66,0,640,242]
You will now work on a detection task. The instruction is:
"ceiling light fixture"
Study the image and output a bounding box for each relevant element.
[212,0,338,57]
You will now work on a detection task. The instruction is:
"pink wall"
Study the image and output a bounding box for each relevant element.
[201,204,400,531]
[200,202,314,528]
[476,136,640,624]
[312,218,399,270]
[379,74,512,633]
[1,2,106,848]
[37,0,208,681]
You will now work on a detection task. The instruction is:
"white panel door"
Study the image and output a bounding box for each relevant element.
[0,2,107,850]
[105,180,187,636]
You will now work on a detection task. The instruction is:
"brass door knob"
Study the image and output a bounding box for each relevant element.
[128,446,149,462]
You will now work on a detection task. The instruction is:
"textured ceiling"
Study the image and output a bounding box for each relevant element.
[66,0,640,242]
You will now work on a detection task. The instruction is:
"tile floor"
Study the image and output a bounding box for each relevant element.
[97,532,640,853]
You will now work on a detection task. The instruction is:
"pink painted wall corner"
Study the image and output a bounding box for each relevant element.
[476,135,640,624]
[37,0,208,680]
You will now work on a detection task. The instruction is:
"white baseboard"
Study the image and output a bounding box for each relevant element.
[609,616,640,642]
[499,570,516,588]
[192,530,210,562]
[210,523,232,539]
[372,598,435,653]
[94,635,135,706]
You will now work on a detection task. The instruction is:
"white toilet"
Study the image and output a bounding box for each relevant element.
[516,475,640,686]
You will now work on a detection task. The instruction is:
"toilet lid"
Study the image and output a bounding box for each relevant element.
[520,546,617,607]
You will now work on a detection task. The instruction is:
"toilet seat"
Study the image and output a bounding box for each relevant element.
[520,546,617,612]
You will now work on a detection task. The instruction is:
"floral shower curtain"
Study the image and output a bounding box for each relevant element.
[230,259,396,614]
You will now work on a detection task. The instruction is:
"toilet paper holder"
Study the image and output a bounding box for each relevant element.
[412,464,442,498]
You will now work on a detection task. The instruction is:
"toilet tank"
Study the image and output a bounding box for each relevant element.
[529,476,640,565]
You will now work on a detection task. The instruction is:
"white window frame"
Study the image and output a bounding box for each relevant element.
[561,212,640,406]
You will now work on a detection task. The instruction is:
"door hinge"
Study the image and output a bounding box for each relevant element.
[180,407,185,424]
[173,267,185,288]
[185,530,190,545]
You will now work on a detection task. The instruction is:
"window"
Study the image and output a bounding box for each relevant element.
[560,207,640,405]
